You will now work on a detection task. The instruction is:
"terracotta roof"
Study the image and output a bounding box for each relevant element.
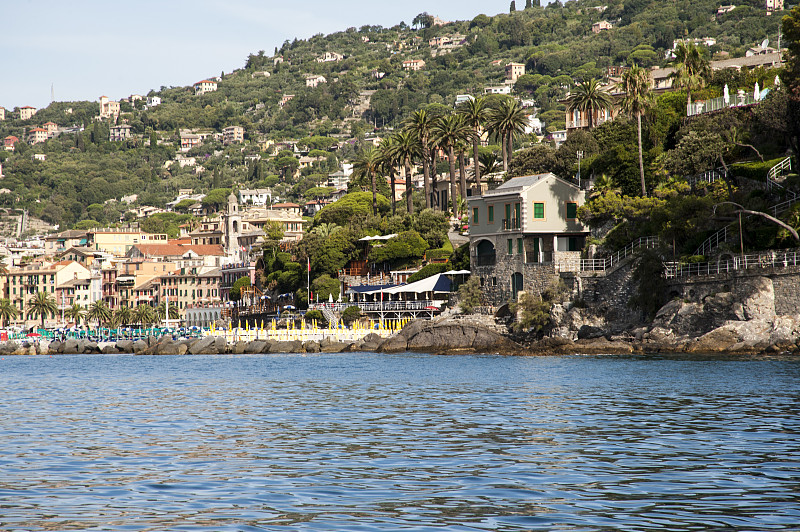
[130,243,225,257]
[271,202,300,208]
[20,106,36,109]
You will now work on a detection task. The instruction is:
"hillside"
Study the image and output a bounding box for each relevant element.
[0,0,787,232]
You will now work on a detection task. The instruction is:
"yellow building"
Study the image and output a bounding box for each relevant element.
[88,228,168,256]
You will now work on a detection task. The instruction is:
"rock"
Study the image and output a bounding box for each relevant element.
[321,341,347,353]
[48,341,62,353]
[116,340,134,352]
[577,325,606,340]
[62,338,80,354]
[188,336,217,355]
[687,327,740,353]
[83,341,99,354]
[36,341,51,355]
[27,345,37,356]
[734,276,775,321]
[245,340,269,354]
[574,337,634,353]
[156,342,188,355]
[132,339,148,353]
[304,340,321,353]
[377,334,408,353]
[214,336,227,353]
[102,345,120,354]
[268,341,305,353]
[232,341,248,354]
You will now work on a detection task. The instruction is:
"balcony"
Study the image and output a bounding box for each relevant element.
[501,218,521,231]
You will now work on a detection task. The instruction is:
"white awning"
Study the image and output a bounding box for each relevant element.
[382,273,451,294]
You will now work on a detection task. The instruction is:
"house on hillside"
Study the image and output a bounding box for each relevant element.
[223,125,244,145]
[109,124,132,142]
[467,173,589,303]
[316,51,343,62]
[4,136,19,151]
[592,20,612,33]
[99,96,120,119]
[0,106,5,120]
[305,74,327,88]
[19,106,37,120]
[505,62,525,82]
[194,79,218,95]
[147,95,161,107]
[402,59,426,71]
[26,128,48,144]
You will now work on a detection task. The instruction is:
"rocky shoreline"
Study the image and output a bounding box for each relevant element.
[4,313,798,357]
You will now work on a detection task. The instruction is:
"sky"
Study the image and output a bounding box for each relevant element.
[1,0,547,111]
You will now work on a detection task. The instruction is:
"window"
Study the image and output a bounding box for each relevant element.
[488,205,494,222]
[472,207,479,225]
[505,204,511,222]
[507,239,513,254]
[517,238,523,254]
[533,202,545,219]
[566,202,578,219]
[515,203,521,223]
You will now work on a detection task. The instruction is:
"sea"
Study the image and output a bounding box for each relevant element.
[1,352,798,531]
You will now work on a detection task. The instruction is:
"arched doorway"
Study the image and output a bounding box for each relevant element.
[476,240,496,266]
[511,272,523,299]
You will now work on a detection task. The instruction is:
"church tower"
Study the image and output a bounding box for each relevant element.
[224,191,241,258]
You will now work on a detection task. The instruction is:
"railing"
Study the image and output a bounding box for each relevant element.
[766,157,796,200]
[475,255,496,266]
[665,248,800,278]
[311,300,442,313]
[555,236,659,273]
[687,93,761,117]
[694,226,729,257]
[320,305,338,325]
[502,218,521,231]
[686,169,723,187]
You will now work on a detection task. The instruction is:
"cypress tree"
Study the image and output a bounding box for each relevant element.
[510,1,516,12]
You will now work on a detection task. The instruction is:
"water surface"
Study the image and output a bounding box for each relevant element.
[1,352,798,531]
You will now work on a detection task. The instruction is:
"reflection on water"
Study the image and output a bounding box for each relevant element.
[1,353,798,531]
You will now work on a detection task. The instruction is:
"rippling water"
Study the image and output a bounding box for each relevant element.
[1,352,798,531]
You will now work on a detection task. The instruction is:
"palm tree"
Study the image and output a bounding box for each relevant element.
[155,301,179,323]
[0,256,8,277]
[312,222,341,238]
[133,304,156,328]
[588,174,621,200]
[112,306,132,328]
[478,151,502,178]
[388,130,420,215]
[457,96,490,189]
[671,41,711,110]
[28,291,57,328]
[406,109,434,209]
[486,97,529,172]
[87,300,112,329]
[64,303,85,326]
[377,137,399,215]
[565,78,613,130]
[0,298,19,327]
[619,65,652,197]
[433,113,473,214]
[352,147,381,216]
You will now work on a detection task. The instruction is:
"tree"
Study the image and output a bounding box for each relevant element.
[389,130,419,215]
[352,147,381,216]
[619,65,652,196]
[230,276,252,301]
[133,304,156,327]
[486,97,529,172]
[458,276,481,313]
[671,42,711,109]
[64,303,84,326]
[112,306,132,327]
[457,96,490,189]
[378,137,400,214]
[28,291,57,328]
[565,78,613,130]
[432,114,472,214]
[154,301,179,322]
[0,298,19,327]
[406,109,434,209]
[510,1,517,12]
[87,300,112,328]
[202,188,232,212]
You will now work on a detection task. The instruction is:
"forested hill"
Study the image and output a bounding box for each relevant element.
[0,0,784,232]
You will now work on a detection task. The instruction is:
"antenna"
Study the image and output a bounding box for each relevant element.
[761,38,769,50]
[51,83,54,102]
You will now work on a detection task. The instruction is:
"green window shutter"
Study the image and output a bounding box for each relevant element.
[507,239,513,254]
[566,202,577,219]
[488,206,494,222]
[517,238,523,254]
[505,204,511,220]
[472,207,479,225]
[533,202,545,219]
[515,203,520,221]
[569,237,579,251]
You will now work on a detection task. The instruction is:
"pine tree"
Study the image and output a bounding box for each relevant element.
[525,0,532,8]
[510,1,516,12]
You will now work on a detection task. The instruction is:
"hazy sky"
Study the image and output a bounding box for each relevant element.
[1,0,545,110]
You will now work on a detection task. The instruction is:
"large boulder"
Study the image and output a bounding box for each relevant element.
[156,341,188,355]
[379,320,520,353]
[188,336,217,355]
[734,276,775,321]
[116,340,134,353]
[61,338,80,354]
[132,339,148,354]
[245,340,269,354]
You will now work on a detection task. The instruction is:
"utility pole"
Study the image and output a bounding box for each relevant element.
[576,150,584,188]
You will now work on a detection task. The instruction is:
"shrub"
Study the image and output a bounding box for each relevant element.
[341,305,362,325]
[458,276,481,314]
[304,309,324,324]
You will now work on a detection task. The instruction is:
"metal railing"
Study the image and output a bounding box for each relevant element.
[766,157,796,200]
[311,300,442,313]
[555,236,659,273]
[665,248,800,278]
[686,169,723,187]
[502,218,521,231]
[694,226,729,257]
[687,93,761,117]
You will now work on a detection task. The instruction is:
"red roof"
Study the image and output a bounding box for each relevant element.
[195,80,216,85]
[271,202,300,208]
[28,128,46,132]
[132,243,225,256]
[43,121,57,126]
[20,105,36,109]
[4,135,19,142]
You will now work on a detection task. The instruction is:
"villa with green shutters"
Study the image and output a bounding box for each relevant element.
[466,173,590,303]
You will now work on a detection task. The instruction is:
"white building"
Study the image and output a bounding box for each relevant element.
[239,188,273,206]
[146,95,161,107]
